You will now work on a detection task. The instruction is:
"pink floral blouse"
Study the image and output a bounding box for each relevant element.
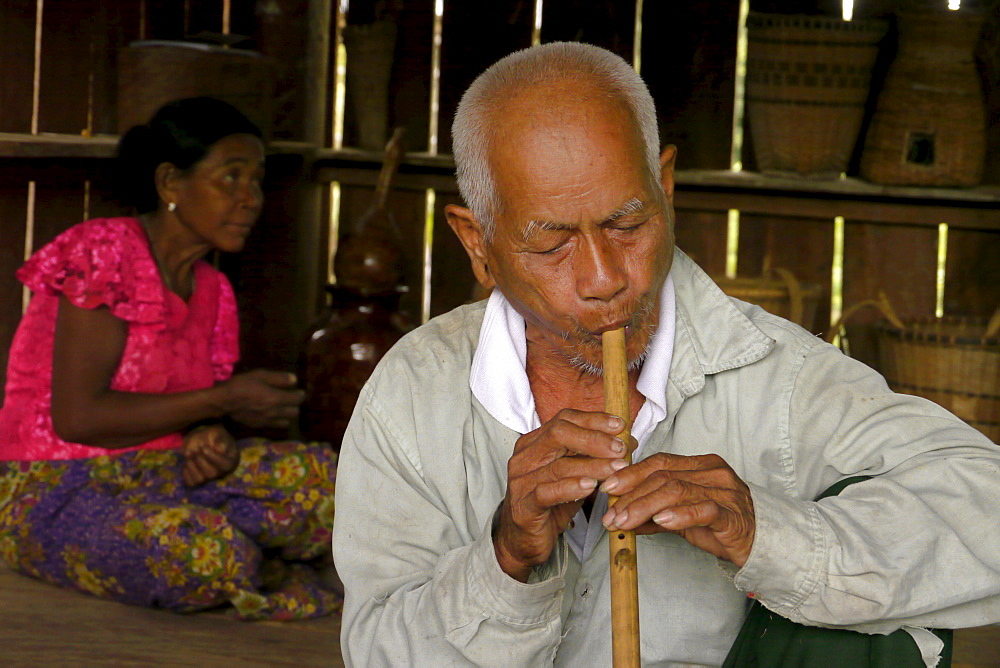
[0,217,240,461]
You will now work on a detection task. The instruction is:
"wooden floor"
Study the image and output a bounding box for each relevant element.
[2,565,998,666]
[0,565,344,666]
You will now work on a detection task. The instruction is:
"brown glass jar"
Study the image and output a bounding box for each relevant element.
[298,284,410,449]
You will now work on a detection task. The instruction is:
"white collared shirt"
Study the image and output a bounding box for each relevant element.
[470,275,676,561]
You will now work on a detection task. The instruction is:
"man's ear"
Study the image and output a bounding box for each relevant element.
[659,144,677,204]
[445,204,496,290]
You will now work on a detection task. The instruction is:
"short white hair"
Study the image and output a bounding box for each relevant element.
[452,41,661,241]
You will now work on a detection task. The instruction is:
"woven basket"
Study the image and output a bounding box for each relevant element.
[828,295,1000,443]
[877,316,1000,442]
[860,10,987,187]
[745,13,887,178]
[715,268,823,330]
[118,41,277,138]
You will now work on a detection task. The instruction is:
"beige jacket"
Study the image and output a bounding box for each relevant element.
[333,249,1000,667]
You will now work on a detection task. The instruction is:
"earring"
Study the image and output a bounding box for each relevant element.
[168,202,176,212]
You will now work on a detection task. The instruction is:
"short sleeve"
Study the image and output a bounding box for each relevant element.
[17,217,165,327]
[211,271,240,381]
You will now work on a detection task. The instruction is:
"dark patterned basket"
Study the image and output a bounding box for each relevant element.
[746,13,887,178]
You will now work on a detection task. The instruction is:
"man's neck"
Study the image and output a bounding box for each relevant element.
[526,344,643,424]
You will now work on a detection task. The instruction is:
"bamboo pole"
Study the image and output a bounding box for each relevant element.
[602,328,641,667]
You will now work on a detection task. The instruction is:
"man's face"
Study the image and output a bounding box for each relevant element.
[482,89,675,373]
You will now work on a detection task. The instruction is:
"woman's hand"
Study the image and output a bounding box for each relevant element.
[219,370,305,429]
[181,423,239,487]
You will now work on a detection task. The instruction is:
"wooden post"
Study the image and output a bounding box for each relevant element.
[294,0,332,330]
[602,328,641,667]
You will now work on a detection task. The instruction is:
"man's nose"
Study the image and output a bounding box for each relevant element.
[574,232,627,302]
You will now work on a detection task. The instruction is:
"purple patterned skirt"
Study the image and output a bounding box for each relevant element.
[0,439,340,620]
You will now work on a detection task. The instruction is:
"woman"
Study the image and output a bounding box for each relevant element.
[0,97,338,620]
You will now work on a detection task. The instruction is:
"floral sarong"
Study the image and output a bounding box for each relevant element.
[0,438,340,620]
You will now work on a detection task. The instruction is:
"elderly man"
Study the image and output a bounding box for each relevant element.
[333,42,1000,666]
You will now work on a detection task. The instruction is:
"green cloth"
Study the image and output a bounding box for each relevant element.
[722,477,953,667]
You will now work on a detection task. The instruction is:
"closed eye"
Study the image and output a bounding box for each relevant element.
[607,219,646,233]
[534,242,566,255]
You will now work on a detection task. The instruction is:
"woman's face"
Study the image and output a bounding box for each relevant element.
[169,133,265,253]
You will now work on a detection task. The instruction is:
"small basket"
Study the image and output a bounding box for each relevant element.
[829,295,1000,443]
[715,268,823,331]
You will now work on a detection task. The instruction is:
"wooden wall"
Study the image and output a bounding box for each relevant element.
[0,0,998,409]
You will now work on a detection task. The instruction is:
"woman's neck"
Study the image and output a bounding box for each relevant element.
[139,213,208,299]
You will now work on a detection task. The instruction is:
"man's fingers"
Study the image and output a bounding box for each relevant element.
[602,475,744,532]
[652,499,720,531]
[512,414,626,469]
[553,408,626,434]
[602,476,700,530]
[545,453,627,483]
[599,453,734,497]
[531,477,598,509]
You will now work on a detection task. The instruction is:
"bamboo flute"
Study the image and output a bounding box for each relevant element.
[602,328,641,667]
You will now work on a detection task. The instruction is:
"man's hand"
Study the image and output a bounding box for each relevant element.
[599,453,755,567]
[495,409,629,582]
[181,424,239,487]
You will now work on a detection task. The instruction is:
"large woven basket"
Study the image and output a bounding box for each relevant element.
[715,268,823,331]
[828,295,1000,443]
[118,41,277,138]
[745,13,887,178]
[876,316,1000,443]
[860,10,987,187]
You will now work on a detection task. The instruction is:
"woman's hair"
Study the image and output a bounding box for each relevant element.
[115,97,263,213]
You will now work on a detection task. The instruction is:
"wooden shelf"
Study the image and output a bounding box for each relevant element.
[314,153,1000,232]
[676,170,1000,205]
[0,132,118,158]
[1,134,997,231]
[0,132,320,159]
[676,170,1000,231]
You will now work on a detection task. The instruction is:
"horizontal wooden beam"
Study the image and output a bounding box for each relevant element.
[0,134,997,231]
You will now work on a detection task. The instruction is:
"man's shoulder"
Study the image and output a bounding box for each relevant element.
[671,248,824,358]
[373,300,487,384]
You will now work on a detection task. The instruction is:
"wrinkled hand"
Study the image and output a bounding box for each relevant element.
[181,424,239,487]
[221,369,305,429]
[495,409,629,582]
[600,453,755,567]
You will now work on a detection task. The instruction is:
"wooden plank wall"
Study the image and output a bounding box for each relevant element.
[0,0,997,409]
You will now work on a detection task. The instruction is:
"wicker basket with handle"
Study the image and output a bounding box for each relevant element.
[827,294,1000,443]
[715,268,824,332]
